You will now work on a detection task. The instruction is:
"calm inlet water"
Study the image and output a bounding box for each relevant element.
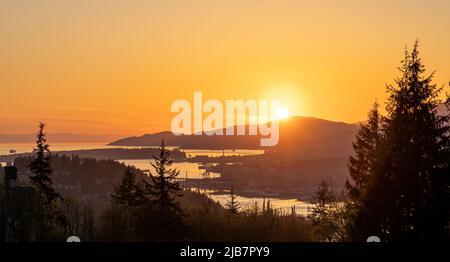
[0,143,264,157]
[118,159,221,179]
[119,159,313,216]
[183,149,265,157]
[194,189,314,216]
[0,143,310,215]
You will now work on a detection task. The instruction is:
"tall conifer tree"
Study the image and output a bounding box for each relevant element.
[350,42,450,241]
[111,167,143,207]
[28,122,60,206]
[225,186,240,215]
[142,140,184,240]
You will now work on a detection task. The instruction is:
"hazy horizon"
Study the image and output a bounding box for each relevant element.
[0,113,359,139]
[1,0,450,135]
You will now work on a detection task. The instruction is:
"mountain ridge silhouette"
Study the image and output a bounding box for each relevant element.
[109,116,360,157]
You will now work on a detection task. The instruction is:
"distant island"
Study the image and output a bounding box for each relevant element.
[0,147,187,163]
[109,116,360,155]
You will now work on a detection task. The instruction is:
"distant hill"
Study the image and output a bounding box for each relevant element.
[273,117,360,159]
[109,116,360,158]
[109,130,262,149]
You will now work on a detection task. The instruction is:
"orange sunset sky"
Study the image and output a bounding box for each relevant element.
[1,0,449,136]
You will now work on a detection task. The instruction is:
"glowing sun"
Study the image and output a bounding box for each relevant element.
[275,107,289,120]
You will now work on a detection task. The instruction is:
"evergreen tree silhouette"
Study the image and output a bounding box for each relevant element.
[225,186,240,215]
[308,180,336,224]
[27,122,67,240]
[347,102,381,204]
[28,122,61,206]
[141,140,185,240]
[353,41,450,241]
[345,103,381,240]
[111,167,144,207]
